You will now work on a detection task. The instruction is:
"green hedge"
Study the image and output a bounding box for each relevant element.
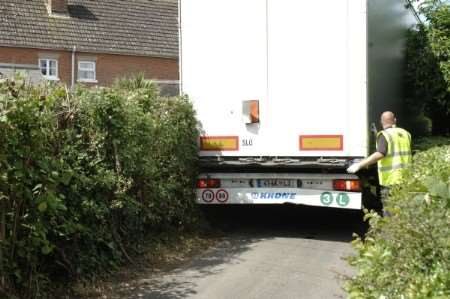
[346,140,450,298]
[0,76,199,298]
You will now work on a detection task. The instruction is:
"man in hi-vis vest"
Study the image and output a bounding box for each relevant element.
[347,111,412,213]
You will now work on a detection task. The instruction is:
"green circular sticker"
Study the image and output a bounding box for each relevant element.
[320,192,333,206]
[336,193,350,207]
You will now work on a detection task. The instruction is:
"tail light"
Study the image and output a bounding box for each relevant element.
[196,179,221,188]
[196,179,208,188]
[333,179,361,192]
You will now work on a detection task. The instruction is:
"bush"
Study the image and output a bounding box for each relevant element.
[346,141,450,298]
[414,136,450,152]
[0,76,199,298]
[404,113,432,137]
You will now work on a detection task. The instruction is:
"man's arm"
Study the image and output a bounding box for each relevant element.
[347,133,388,173]
[359,152,384,168]
[347,152,385,173]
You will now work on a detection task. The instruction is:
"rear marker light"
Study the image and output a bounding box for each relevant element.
[196,179,221,189]
[333,179,361,192]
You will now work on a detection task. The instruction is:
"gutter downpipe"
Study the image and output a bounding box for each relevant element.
[71,46,76,88]
[178,0,182,95]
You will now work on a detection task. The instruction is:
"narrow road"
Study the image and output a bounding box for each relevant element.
[125,206,361,299]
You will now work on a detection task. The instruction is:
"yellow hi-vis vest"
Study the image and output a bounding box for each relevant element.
[377,127,412,186]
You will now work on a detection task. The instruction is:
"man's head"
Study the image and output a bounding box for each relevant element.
[380,111,396,129]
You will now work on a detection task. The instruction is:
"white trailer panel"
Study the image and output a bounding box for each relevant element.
[265,0,367,157]
[181,0,369,158]
[180,0,267,154]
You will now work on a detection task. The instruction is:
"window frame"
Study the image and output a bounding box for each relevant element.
[38,58,59,80]
[77,60,97,83]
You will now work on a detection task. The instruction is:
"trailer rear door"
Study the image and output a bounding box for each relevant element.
[180,0,368,158]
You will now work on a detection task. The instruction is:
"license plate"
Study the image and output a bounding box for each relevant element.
[257,179,293,188]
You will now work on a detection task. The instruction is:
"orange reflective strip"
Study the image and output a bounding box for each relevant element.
[200,136,239,151]
[299,135,343,151]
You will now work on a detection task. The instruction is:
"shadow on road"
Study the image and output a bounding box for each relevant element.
[203,205,366,242]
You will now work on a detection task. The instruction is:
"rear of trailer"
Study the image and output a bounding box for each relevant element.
[179,0,418,209]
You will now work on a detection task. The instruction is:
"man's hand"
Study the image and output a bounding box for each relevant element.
[347,163,361,174]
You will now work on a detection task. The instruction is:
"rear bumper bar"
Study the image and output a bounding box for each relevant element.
[196,172,362,210]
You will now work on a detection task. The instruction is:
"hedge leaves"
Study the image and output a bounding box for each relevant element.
[346,141,450,298]
[0,77,199,298]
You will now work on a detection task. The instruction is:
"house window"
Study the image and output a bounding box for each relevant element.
[78,61,96,82]
[39,59,58,80]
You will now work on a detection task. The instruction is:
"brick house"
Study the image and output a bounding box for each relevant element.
[0,0,179,95]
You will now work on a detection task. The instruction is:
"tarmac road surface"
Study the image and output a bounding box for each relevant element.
[127,205,361,299]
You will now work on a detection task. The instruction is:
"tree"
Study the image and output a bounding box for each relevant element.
[405,0,450,135]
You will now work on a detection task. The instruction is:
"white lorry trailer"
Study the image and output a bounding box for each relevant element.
[179,0,418,209]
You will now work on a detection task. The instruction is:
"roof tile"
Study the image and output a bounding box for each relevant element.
[0,0,178,58]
